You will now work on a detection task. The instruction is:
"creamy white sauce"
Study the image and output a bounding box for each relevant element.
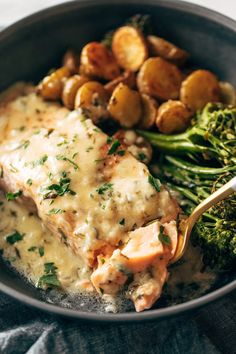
[0,87,217,312]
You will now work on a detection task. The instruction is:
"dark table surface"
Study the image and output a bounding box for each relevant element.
[0,6,236,352]
[0,288,235,354]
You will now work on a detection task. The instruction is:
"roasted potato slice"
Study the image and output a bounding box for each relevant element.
[137,57,183,101]
[62,50,80,74]
[219,81,236,106]
[107,83,142,128]
[139,94,158,129]
[114,129,153,164]
[62,75,89,109]
[112,26,148,71]
[38,67,71,100]
[104,70,136,94]
[180,70,220,112]
[74,81,109,123]
[80,42,120,81]
[156,100,192,134]
[147,35,189,66]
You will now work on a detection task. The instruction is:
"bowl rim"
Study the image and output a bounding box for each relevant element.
[0,0,235,322]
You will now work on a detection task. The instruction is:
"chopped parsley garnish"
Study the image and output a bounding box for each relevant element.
[0,167,3,178]
[15,140,30,150]
[6,190,22,201]
[47,208,65,215]
[158,225,171,246]
[148,174,161,192]
[100,258,105,264]
[117,150,125,156]
[38,246,45,257]
[40,174,75,199]
[108,140,121,155]
[99,287,104,295]
[107,137,113,144]
[10,163,19,173]
[56,155,79,171]
[138,152,147,161]
[26,178,33,186]
[28,246,37,252]
[6,230,24,244]
[96,183,113,195]
[26,154,48,168]
[37,262,60,289]
[119,218,125,226]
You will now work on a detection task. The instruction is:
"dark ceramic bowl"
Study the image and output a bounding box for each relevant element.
[0,0,235,322]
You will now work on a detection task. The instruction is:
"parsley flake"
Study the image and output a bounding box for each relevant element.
[158,226,171,246]
[6,231,24,244]
[6,190,22,201]
[148,175,161,192]
[47,208,65,215]
[108,140,121,155]
[96,183,113,195]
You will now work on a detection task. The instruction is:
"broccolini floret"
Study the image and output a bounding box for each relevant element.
[141,103,236,270]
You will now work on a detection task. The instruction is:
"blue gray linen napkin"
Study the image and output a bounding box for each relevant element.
[0,290,235,354]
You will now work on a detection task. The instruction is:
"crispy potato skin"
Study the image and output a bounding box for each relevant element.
[180,69,220,112]
[80,42,120,80]
[107,83,142,128]
[112,26,148,71]
[62,75,89,109]
[38,67,71,100]
[62,50,80,74]
[147,35,189,66]
[139,94,158,129]
[104,70,136,94]
[74,81,109,123]
[156,100,192,134]
[137,57,183,101]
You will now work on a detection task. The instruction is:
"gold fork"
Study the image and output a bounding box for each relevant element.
[169,176,236,264]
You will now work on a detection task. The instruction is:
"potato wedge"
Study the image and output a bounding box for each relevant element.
[74,81,109,123]
[147,35,189,66]
[156,100,192,134]
[219,81,236,106]
[62,50,79,74]
[80,42,120,81]
[112,26,148,71]
[38,67,71,100]
[137,57,183,101]
[113,129,153,164]
[62,75,89,109]
[180,70,220,112]
[104,70,136,94]
[107,83,142,128]
[139,94,158,129]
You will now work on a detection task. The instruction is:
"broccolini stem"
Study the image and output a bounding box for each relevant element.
[165,156,236,175]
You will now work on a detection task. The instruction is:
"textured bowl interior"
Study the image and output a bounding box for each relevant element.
[0,0,235,322]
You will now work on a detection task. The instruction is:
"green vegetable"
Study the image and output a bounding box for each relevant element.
[139,103,236,166]
[108,140,121,155]
[38,246,45,257]
[6,190,22,201]
[26,178,33,186]
[144,104,236,270]
[47,208,65,215]
[6,231,24,244]
[40,173,76,199]
[158,226,171,246]
[37,262,60,289]
[96,183,113,195]
[56,155,79,171]
[148,174,161,192]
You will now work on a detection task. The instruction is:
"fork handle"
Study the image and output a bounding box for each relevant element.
[187,176,236,236]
